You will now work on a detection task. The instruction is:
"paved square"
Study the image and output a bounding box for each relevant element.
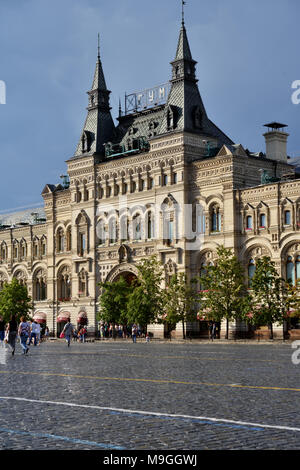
[0,339,299,450]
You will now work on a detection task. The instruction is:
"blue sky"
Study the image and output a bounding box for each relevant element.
[0,0,299,212]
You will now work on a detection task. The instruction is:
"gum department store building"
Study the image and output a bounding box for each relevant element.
[0,21,300,339]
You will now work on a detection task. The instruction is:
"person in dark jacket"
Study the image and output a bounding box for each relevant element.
[62,321,74,347]
[7,315,18,355]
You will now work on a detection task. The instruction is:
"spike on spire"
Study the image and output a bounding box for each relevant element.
[181,0,186,25]
[97,33,100,60]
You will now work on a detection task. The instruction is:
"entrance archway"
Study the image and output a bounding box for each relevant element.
[105,263,139,285]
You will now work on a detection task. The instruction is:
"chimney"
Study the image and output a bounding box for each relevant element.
[263,122,289,163]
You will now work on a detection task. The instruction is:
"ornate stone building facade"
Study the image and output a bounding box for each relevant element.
[0,21,299,339]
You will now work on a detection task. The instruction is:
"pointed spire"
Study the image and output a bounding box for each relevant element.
[91,36,107,91]
[174,21,193,62]
[72,36,115,158]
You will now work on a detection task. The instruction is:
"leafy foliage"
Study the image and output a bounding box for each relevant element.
[163,273,199,338]
[126,256,165,326]
[199,246,249,327]
[247,256,285,329]
[98,276,133,325]
[0,278,33,322]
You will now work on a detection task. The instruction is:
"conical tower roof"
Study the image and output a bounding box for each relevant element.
[72,40,115,159]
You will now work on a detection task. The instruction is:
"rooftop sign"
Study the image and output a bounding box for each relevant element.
[125,82,171,115]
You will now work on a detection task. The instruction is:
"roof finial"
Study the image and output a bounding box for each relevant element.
[97,33,100,59]
[181,0,186,25]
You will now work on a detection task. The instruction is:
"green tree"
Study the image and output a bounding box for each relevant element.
[199,246,249,339]
[248,256,285,339]
[98,276,133,325]
[126,256,164,327]
[0,278,33,322]
[163,273,199,339]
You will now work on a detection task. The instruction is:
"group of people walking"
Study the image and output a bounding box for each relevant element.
[60,322,87,347]
[98,323,145,341]
[0,314,49,355]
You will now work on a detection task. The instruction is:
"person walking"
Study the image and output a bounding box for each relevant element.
[62,320,74,347]
[132,324,137,343]
[0,315,5,346]
[6,315,18,355]
[209,322,216,341]
[79,326,86,343]
[45,326,49,340]
[18,316,31,354]
[100,324,104,340]
[28,319,39,346]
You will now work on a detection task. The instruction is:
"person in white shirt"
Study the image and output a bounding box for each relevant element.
[29,320,40,346]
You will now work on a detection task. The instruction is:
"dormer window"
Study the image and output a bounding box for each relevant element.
[81,131,92,153]
[167,109,174,130]
[194,106,202,129]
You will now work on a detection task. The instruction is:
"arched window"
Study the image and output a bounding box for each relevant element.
[109,218,117,244]
[78,269,87,297]
[20,240,27,260]
[122,181,128,194]
[41,237,47,257]
[33,238,39,259]
[66,227,72,252]
[133,214,142,241]
[34,269,47,301]
[131,181,136,193]
[56,229,65,253]
[76,213,89,256]
[259,214,266,228]
[286,256,295,286]
[246,216,253,230]
[284,210,291,226]
[97,220,106,245]
[146,212,154,240]
[211,206,221,232]
[248,259,256,286]
[79,233,86,256]
[97,184,103,199]
[120,216,129,242]
[162,198,176,245]
[148,177,154,190]
[0,243,7,263]
[57,266,71,302]
[114,183,119,197]
[13,241,19,260]
[195,204,205,235]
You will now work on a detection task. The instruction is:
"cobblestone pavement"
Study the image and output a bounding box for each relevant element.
[0,339,299,450]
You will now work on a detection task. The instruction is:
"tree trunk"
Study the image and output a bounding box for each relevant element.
[182,320,186,340]
[225,319,229,339]
[269,322,273,340]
